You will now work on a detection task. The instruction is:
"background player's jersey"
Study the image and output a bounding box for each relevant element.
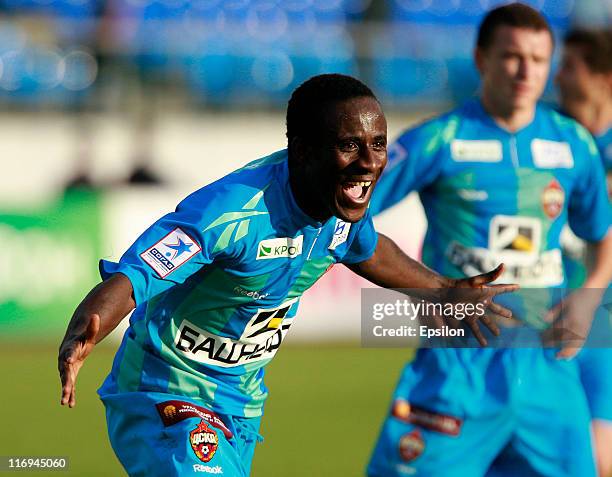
[98,150,378,418]
[596,128,612,176]
[562,125,611,288]
[371,99,610,292]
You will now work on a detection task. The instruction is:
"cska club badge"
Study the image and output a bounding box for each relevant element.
[541,179,565,219]
[190,420,219,463]
[399,429,425,462]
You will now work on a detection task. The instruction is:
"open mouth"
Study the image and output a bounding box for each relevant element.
[341,180,372,204]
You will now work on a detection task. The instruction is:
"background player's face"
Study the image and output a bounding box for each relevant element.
[476,26,552,114]
[556,45,607,105]
[302,96,387,223]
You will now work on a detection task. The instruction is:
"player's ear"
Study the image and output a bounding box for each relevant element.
[289,137,310,165]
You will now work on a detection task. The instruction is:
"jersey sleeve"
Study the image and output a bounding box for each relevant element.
[340,208,379,264]
[567,134,611,242]
[369,119,448,215]
[100,184,246,305]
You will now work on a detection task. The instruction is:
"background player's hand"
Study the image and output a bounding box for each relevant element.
[58,313,100,408]
[541,289,601,359]
[448,264,519,346]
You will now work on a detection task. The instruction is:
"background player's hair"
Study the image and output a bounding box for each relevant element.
[476,2,553,50]
[564,28,612,74]
[286,74,377,151]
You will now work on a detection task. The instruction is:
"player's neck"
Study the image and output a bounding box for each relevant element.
[563,99,612,136]
[288,164,329,223]
[480,95,535,133]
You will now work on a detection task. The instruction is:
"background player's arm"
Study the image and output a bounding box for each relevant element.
[58,273,136,408]
[585,229,612,289]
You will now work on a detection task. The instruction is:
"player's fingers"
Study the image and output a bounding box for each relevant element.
[60,363,75,405]
[487,301,513,319]
[480,313,500,337]
[556,346,580,360]
[488,284,520,296]
[69,387,76,408]
[466,319,487,347]
[468,264,504,287]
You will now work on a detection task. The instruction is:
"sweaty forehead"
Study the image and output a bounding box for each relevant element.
[320,97,386,134]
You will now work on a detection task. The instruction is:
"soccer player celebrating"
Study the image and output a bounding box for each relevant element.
[58,74,515,477]
[367,4,612,477]
[556,28,612,477]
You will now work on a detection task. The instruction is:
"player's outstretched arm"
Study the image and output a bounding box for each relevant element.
[347,234,519,345]
[58,273,136,408]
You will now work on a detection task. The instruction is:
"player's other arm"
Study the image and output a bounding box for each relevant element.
[58,273,136,408]
[585,229,612,289]
[347,233,518,345]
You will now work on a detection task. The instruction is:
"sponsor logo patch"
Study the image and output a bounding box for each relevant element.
[140,228,201,278]
[156,400,233,439]
[190,420,219,463]
[531,139,574,168]
[446,241,564,287]
[541,179,565,219]
[489,215,542,260]
[398,430,424,462]
[392,399,462,436]
[256,235,303,260]
[451,140,502,162]
[329,219,351,250]
[175,298,297,367]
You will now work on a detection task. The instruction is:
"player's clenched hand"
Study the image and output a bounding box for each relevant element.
[447,264,519,346]
[58,313,100,408]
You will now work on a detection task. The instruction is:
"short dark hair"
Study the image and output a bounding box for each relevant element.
[477,3,553,50]
[564,28,612,74]
[286,74,377,148]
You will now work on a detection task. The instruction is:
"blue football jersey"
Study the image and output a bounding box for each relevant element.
[98,149,378,417]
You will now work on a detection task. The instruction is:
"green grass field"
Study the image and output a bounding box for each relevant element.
[0,342,413,476]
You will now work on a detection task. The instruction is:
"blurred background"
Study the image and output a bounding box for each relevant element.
[0,0,610,475]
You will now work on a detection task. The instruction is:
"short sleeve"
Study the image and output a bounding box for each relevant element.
[100,184,248,305]
[567,135,611,242]
[341,208,379,264]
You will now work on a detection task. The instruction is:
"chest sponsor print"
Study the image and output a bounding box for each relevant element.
[531,139,574,169]
[256,235,303,260]
[451,140,502,162]
[174,298,298,367]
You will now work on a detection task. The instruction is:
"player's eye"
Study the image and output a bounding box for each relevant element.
[372,138,387,150]
[339,140,359,152]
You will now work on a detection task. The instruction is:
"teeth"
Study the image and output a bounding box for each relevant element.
[346,181,372,187]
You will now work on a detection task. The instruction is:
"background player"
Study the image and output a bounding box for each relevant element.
[556,27,612,477]
[367,4,612,477]
[58,74,515,477]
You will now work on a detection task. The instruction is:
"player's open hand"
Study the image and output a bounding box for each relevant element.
[446,264,519,346]
[58,313,100,408]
